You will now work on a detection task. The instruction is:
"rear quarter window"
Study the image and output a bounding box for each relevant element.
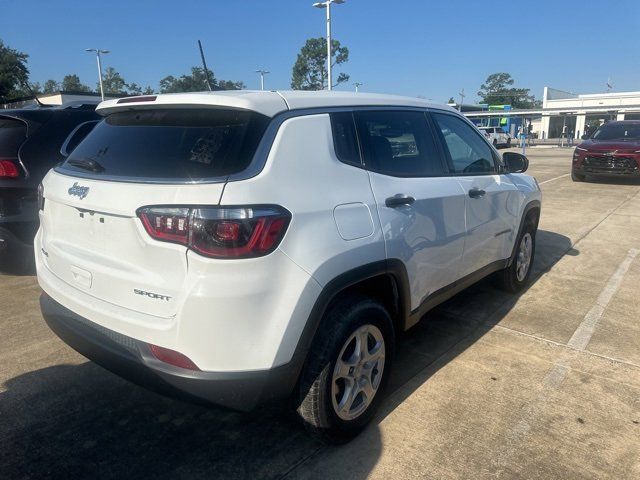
[60,109,270,180]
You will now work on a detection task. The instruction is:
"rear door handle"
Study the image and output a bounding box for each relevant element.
[468,188,486,199]
[385,194,415,208]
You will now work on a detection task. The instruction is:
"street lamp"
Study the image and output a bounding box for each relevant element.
[85,48,110,100]
[312,0,344,91]
[255,69,270,91]
[353,82,363,93]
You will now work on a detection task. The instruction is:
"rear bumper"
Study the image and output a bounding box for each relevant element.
[40,293,301,411]
[0,225,33,255]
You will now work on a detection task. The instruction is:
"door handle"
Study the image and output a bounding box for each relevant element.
[385,194,415,208]
[468,188,486,199]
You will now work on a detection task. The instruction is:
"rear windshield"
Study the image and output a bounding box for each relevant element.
[0,117,27,157]
[592,123,640,141]
[60,108,270,180]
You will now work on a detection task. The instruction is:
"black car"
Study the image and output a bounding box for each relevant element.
[0,103,100,272]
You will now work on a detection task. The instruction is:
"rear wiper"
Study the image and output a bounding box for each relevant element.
[67,158,105,173]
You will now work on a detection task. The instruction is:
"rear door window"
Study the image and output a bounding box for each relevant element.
[0,117,27,157]
[353,110,444,177]
[60,109,270,180]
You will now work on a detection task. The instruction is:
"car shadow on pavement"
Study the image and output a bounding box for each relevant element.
[0,229,573,480]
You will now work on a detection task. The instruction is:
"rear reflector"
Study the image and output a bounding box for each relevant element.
[117,95,157,104]
[137,205,291,259]
[149,344,200,371]
[0,159,20,178]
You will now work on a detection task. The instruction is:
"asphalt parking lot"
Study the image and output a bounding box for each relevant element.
[1,147,639,480]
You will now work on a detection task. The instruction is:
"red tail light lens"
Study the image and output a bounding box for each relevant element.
[149,344,200,371]
[137,205,291,259]
[138,207,190,244]
[0,159,20,178]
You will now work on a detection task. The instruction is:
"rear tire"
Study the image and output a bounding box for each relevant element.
[295,295,394,444]
[571,171,586,182]
[499,220,536,293]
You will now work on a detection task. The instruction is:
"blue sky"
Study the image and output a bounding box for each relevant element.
[2,0,639,103]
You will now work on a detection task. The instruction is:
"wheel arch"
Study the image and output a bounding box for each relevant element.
[287,260,411,390]
[508,200,541,267]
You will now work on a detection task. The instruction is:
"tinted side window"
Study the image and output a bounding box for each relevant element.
[432,113,496,174]
[354,110,443,177]
[330,112,360,166]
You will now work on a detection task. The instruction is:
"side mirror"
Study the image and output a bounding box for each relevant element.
[60,120,99,157]
[581,133,590,140]
[503,152,529,173]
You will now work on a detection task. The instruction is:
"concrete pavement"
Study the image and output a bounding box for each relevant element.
[1,147,638,479]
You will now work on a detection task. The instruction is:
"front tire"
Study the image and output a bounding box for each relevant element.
[295,295,395,443]
[499,220,536,292]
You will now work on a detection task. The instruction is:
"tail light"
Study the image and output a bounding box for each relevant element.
[0,159,20,178]
[137,205,291,259]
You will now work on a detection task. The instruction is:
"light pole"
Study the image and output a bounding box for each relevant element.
[353,82,363,93]
[312,0,344,91]
[256,69,270,91]
[85,48,110,100]
[458,88,465,111]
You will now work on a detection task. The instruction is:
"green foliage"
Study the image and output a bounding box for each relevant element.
[61,74,92,92]
[448,97,455,104]
[159,67,244,93]
[477,72,541,109]
[43,79,59,93]
[0,40,30,102]
[291,37,349,90]
[100,67,127,94]
[126,82,155,95]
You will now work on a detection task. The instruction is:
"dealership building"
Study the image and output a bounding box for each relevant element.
[462,87,640,139]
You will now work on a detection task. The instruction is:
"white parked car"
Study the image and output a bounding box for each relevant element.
[36,91,541,442]
[478,126,512,148]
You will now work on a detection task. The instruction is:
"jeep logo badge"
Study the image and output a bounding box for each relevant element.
[68,182,90,200]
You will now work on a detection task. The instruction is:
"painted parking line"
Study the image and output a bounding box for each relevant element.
[493,248,639,473]
[567,248,639,350]
[538,173,570,185]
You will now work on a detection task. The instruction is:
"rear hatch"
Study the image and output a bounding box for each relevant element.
[39,107,270,318]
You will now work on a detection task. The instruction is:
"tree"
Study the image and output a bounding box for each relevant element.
[43,79,59,93]
[100,67,126,94]
[477,72,540,109]
[61,74,91,92]
[291,37,349,90]
[125,82,155,95]
[0,40,30,102]
[159,67,244,93]
[447,97,455,104]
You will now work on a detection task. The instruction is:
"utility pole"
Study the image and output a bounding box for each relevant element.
[313,0,345,90]
[256,69,270,91]
[458,88,465,111]
[85,48,110,101]
[353,82,363,93]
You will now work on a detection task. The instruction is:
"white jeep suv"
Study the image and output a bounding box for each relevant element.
[36,91,541,442]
